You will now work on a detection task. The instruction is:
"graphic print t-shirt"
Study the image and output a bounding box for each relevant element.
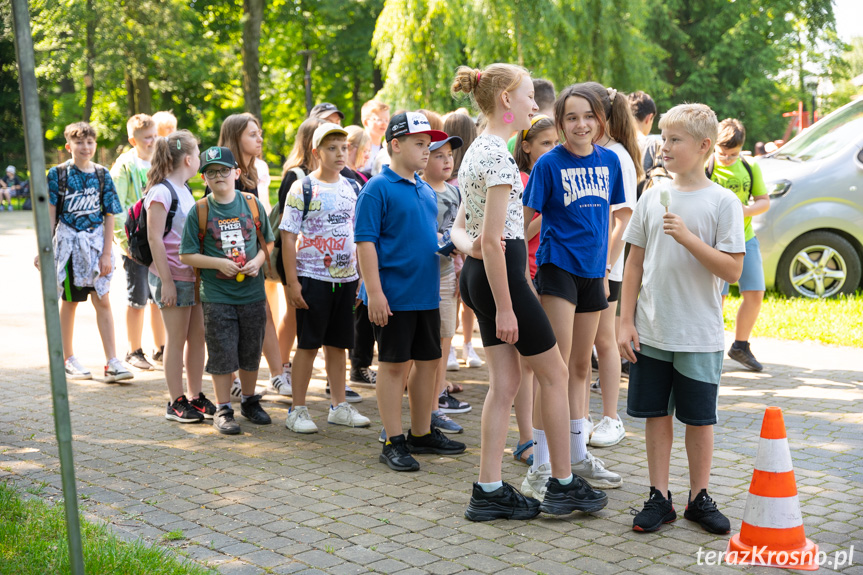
[458,134,524,241]
[279,175,359,283]
[523,144,625,278]
[180,193,274,304]
[48,163,122,231]
[709,157,767,242]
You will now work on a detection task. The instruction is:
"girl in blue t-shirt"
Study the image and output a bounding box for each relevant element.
[522,83,626,494]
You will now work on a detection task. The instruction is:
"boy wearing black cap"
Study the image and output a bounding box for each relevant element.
[355,112,467,471]
[180,146,275,435]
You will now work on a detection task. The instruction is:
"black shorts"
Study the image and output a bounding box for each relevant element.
[296,278,358,350]
[536,263,608,313]
[61,258,96,302]
[459,240,556,357]
[607,279,621,303]
[373,309,441,363]
[202,301,266,375]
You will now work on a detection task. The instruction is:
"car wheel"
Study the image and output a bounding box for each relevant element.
[776,231,862,298]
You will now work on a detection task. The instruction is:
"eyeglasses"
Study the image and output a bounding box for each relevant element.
[203,166,232,178]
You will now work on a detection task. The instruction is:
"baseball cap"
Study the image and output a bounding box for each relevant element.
[199,146,237,173]
[310,103,345,121]
[385,112,448,143]
[312,123,349,150]
[429,135,463,152]
[5,166,14,174]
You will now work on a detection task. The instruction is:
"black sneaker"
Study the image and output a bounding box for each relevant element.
[407,427,466,455]
[325,384,362,403]
[540,476,608,515]
[464,482,541,522]
[125,348,154,371]
[727,342,763,371]
[350,366,377,387]
[438,390,471,414]
[240,395,272,425]
[189,393,217,419]
[632,487,677,532]
[380,434,420,471]
[151,345,165,367]
[165,395,204,423]
[684,489,731,534]
[213,406,241,435]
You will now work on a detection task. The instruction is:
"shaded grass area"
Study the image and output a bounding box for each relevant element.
[0,482,211,575]
[724,290,863,347]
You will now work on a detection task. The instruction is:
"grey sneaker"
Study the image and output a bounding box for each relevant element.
[727,342,763,371]
[521,462,551,501]
[431,410,463,433]
[125,348,153,371]
[64,356,91,380]
[571,452,622,489]
[104,358,133,383]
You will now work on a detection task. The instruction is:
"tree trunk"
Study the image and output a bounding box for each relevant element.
[352,74,362,125]
[135,77,152,115]
[83,0,96,122]
[373,65,383,94]
[125,73,136,117]
[242,0,264,122]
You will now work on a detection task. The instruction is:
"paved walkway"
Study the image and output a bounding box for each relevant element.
[1,211,861,575]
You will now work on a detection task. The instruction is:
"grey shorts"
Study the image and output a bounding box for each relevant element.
[439,271,457,338]
[123,256,154,308]
[202,300,266,375]
[148,271,197,309]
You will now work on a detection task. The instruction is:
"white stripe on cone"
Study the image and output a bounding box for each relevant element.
[755,437,794,473]
[742,494,804,529]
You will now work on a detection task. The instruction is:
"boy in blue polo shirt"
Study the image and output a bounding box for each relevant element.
[355,112,467,472]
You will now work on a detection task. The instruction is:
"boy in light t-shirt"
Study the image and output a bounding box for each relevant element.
[619,103,745,535]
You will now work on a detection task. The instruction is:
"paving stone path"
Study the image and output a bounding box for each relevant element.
[1,212,861,574]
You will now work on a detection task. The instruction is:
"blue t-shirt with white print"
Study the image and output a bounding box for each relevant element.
[523,144,625,278]
[48,163,122,231]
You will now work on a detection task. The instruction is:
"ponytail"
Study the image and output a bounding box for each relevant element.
[145,130,198,193]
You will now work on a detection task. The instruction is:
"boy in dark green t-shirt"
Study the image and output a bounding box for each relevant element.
[180,146,275,435]
[709,119,770,371]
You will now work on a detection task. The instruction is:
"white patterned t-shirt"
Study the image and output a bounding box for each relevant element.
[458,134,524,240]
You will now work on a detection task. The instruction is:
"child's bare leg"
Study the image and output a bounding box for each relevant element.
[478,345,521,482]
[461,304,475,345]
[736,290,764,341]
[126,306,145,352]
[149,302,166,349]
[595,305,621,418]
[159,305,191,399]
[325,346,347,405]
[524,346,572,480]
[185,305,205,397]
[290,348,317,406]
[685,424,714,500]
[278,287,296,365]
[513,357,534,449]
[645,415,674,494]
[238,368,260,396]
[568,311,601,421]
[212,373,233,405]
[406,359,437,436]
[377,361,411,439]
[60,300,78,359]
[92,294,118,360]
[261,302,283,377]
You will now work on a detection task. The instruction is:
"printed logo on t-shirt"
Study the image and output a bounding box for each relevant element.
[62,186,102,217]
[561,166,611,206]
[207,214,253,279]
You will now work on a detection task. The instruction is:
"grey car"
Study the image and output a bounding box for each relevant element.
[752,98,863,298]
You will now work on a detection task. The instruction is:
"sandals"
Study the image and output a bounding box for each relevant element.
[513,439,534,466]
[446,382,464,394]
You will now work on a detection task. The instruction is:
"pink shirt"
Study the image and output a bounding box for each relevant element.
[144,180,197,282]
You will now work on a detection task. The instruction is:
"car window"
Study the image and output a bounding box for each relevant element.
[778,101,863,162]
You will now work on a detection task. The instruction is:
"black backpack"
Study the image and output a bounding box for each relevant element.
[125,180,181,266]
[55,161,107,227]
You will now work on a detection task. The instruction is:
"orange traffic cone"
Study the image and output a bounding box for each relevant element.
[726,406,818,570]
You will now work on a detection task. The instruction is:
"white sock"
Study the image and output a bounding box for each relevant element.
[571,419,588,463]
[478,480,503,493]
[532,428,549,472]
[217,402,231,410]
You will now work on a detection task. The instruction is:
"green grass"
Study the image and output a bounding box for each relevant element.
[0,482,211,575]
[723,290,863,347]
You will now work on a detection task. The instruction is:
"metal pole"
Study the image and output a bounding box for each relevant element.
[10,0,86,573]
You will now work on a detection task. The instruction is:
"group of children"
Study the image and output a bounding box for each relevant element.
[43,61,771,533]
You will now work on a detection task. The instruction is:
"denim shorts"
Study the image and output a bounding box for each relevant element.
[202,300,266,375]
[148,271,197,309]
[723,236,765,295]
[123,256,154,308]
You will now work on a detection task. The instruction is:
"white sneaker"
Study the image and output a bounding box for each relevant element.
[231,378,266,399]
[285,406,318,433]
[572,451,622,489]
[521,462,551,501]
[64,356,92,380]
[589,415,625,448]
[327,402,371,428]
[463,342,482,368]
[585,414,594,439]
[267,373,292,396]
[104,358,133,383]
[446,347,459,371]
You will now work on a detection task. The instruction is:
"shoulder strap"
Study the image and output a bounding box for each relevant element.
[195,196,209,251]
[740,156,754,199]
[301,177,313,221]
[347,178,361,197]
[95,165,106,216]
[243,193,270,272]
[705,155,715,180]
[56,162,69,227]
[159,180,180,237]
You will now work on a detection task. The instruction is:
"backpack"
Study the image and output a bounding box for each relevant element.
[195,192,271,299]
[638,139,671,198]
[124,180,181,266]
[55,161,107,227]
[705,155,755,201]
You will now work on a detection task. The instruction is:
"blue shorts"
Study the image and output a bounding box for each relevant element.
[722,236,765,295]
[123,256,154,308]
[626,343,723,426]
[148,271,197,309]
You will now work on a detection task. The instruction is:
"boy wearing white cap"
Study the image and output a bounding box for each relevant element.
[280,123,371,433]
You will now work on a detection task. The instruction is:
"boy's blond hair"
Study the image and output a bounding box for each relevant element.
[658,103,718,160]
[361,100,390,124]
[126,113,154,139]
[64,122,97,141]
[151,111,178,137]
